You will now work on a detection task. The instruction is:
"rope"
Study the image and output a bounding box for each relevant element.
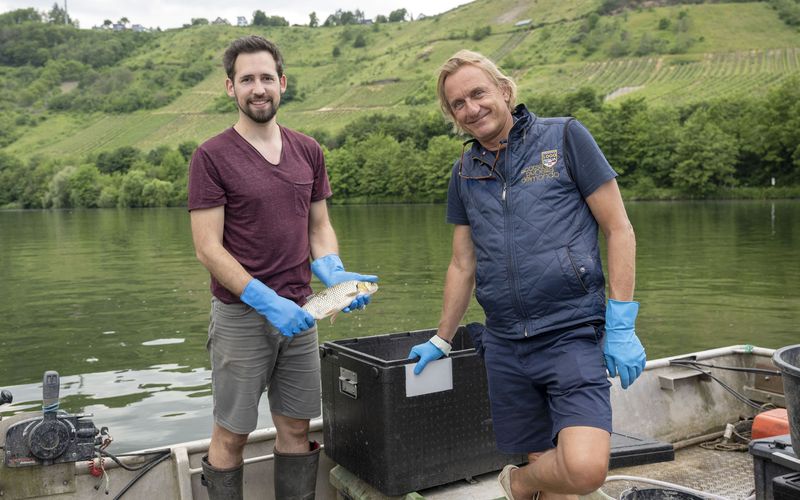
[699,420,752,452]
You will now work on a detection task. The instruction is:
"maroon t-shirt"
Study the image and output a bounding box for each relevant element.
[188,126,332,305]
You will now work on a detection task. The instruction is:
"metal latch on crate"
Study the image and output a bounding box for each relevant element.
[339,368,358,399]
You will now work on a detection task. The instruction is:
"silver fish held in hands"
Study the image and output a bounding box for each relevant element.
[302,280,379,321]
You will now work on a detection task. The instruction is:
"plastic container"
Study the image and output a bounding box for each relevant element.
[620,487,704,499]
[749,434,800,500]
[752,408,790,440]
[773,345,800,454]
[772,472,800,500]
[319,327,524,496]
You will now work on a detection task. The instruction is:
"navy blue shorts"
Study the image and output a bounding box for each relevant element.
[483,324,611,454]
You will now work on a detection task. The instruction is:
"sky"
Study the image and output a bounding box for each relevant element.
[0,0,471,29]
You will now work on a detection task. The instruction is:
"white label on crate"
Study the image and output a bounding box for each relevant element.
[405,357,453,397]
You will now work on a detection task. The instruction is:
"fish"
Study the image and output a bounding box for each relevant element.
[302,280,379,322]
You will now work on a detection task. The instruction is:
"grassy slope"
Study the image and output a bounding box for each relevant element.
[4,0,799,160]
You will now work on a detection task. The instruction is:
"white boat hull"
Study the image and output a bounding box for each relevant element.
[0,345,783,499]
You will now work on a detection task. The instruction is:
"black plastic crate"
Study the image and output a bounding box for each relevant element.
[750,434,800,500]
[609,432,674,469]
[319,327,524,496]
[773,472,800,500]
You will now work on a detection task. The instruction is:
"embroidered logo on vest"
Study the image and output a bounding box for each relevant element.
[542,150,558,168]
[521,150,560,183]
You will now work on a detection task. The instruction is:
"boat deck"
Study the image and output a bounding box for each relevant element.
[601,444,754,499]
[344,443,756,499]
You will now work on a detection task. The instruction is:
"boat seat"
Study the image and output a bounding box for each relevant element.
[610,431,675,469]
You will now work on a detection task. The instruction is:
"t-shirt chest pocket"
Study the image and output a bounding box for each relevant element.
[293,180,313,217]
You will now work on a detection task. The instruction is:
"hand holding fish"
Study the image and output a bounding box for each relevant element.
[311,254,379,311]
[302,281,379,322]
[240,278,315,337]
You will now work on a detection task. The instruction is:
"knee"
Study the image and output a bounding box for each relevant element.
[281,419,309,440]
[217,430,248,454]
[562,454,608,494]
[275,417,310,450]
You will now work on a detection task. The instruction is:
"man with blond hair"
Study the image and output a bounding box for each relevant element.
[408,50,646,499]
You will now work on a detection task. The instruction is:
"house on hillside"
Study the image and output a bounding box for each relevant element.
[237,16,248,27]
[132,24,145,32]
[213,17,230,25]
[112,23,125,31]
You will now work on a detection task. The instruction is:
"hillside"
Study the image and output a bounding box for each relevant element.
[1,0,799,160]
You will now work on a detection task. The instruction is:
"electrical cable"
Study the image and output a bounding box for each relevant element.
[668,360,765,410]
[98,448,171,471]
[670,359,781,376]
[112,451,171,499]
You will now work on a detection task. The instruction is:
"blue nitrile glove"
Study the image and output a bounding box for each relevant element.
[407,335,451,375]
[240,279,315,337]
[311,254,378,312]
[604,299,647,389]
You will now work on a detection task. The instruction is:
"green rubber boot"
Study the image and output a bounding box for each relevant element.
[201,455,243,500]
[273,441,320,500]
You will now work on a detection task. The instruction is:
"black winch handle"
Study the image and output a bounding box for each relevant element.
[42,370,60,416]
[0,389,11,405]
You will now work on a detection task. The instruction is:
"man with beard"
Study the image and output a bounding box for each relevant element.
[188,35,377,500]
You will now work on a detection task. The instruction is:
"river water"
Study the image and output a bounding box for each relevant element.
[0,201,797,451]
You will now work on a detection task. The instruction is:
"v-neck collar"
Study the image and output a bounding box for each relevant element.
[230,125,284,166]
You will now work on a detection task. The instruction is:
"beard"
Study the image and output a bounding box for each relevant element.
[235,94,280,124]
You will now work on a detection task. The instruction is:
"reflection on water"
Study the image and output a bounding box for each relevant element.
[0,202,798,451]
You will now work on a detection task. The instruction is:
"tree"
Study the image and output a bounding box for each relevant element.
[178,141,198,161]
[191,18,209,26]
[142,178,173,207]
[672,109,738,195]
[422,136,461,200]
[309,12,318,27]
[353,33,367,48]
[252,10,288,26]
[47,2,71,25]
[118,170,147,207]
[119,17,129,26]
[375,15,388,23]
[67,164,102,207]
[252,10,268,26]
[323,9,364,26]
[0,8,42,25]
[471,26,491,41]
[96,146,141,174]
[388,8,408,22]
[103,19,113,28]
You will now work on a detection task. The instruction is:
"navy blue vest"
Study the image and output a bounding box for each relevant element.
[456,106,606,339]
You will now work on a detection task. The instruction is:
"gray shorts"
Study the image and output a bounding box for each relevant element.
[207,297,321,435]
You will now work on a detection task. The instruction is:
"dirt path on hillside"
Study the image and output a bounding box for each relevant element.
[495,1,528,24]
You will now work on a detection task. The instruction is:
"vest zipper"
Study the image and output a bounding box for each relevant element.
[500,139,527,336]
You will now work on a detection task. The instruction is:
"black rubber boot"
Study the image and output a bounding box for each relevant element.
[273,441,320,500]
[201,455,244,500]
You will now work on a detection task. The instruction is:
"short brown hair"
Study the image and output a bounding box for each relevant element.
[436,50,517,133]
[223,35,284,80]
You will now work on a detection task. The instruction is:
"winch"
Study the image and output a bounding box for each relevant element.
[4,371,101,467]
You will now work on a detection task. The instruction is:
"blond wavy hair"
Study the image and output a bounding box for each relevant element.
[436,50,517,134]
